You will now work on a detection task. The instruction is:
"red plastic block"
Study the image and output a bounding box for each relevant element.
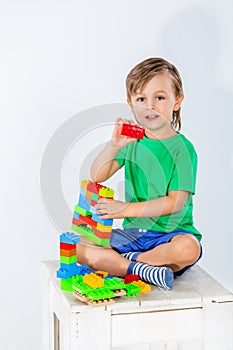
[93,228,111,239]
[60,242,76,250]
[121,123,145,139]
[87,182,104,194]
[79,215,97,227]
[124,274,140,284]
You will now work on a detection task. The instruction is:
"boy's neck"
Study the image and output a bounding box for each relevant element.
[145,128,178,140]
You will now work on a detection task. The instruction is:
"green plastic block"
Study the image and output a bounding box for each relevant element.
[61,278,73,292]
[74,204,92,217]
[60,255,77,265]
[72,280,92,295]
[91,193,99,201]
[71,224,110,246]
[86,287,115,301]
[104,277,125,291]
[72,275,83,284]
[124,283,141,296]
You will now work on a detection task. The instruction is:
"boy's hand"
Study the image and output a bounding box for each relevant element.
[111,118,138,149]
[95,198,129,219]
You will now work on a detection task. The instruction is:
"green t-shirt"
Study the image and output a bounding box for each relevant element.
[115,133,202,241]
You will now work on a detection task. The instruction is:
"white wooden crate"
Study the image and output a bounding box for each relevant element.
[42,261,233,350]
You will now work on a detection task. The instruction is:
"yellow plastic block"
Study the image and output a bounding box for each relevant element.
[99,187,114,198]
[83,273,104,289]
[96,223,112,232]
[80,180,91,189]
[133,280,152,292]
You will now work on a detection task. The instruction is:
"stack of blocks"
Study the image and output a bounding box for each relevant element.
[71,180,114,246]
[57,232,82,292]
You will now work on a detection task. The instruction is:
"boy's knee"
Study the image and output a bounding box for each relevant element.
[172,234,201,264]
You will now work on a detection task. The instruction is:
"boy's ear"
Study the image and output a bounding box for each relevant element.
[127,98,132,106]
[174,95,184,111]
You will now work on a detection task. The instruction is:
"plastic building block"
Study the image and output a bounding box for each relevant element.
[60,232,80,244]
[83,273,104,288]
[124,274,140,284]
[60,248,76,257]
[57,266,80,279]
[86,288,115,301]
[93,228,111,239]
[121,123,145,139]
[124,283,141,296]
[96,223,112,232]
[92,214,113,226]
[61,278,73,292]
[132,280,152,292]
[60,242,76,250]
[71,224,111,246]
[104,277,125,291]
[60,255,77,265]
[87,182,104,194]
[95,270,108,278]
[74,204,92,217]
[72,180,115,246]
[80,180,91,189]
[98,187,114,198]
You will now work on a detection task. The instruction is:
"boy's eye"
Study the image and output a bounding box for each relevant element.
[156,96,165,101]
[136,97,145,102]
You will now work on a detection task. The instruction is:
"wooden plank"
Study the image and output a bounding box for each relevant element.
[111,308,203,347]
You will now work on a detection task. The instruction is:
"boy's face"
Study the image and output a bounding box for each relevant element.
[128,72,183,138]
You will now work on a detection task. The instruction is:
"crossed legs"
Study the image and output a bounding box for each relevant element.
[76,233,201,275]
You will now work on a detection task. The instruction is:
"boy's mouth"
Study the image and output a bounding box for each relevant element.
[145,114,159,120]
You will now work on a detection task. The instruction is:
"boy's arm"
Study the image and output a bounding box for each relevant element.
[96,190,189,219]
[90,118,137,182]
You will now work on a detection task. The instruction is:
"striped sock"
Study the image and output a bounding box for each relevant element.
[121,252,141,261]
[127,261,174,290]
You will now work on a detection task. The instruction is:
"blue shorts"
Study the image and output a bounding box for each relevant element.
[110,228,202,277]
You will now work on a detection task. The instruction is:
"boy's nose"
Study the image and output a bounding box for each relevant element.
[146,105,157,111]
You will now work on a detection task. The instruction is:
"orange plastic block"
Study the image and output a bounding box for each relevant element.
[86,190,93,199]
[83,273,104,288]
[133,280,152,292]
[60,248,76,257]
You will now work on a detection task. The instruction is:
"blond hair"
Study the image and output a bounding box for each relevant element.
[126,57,184,131]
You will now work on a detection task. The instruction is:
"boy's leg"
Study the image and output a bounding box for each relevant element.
[76,243,130,277]
[76,242,174,289]
[136,234,201,272]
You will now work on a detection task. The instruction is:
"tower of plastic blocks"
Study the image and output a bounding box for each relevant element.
[56,232,81,291]
[71,180,114,246]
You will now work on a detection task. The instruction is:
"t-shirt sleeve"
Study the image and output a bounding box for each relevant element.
[114,146,127,168]
[168,147,198,195]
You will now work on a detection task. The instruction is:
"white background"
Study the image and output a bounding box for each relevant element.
[1,1,233,349]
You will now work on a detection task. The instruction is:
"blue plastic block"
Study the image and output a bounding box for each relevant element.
[92,214,113,226]
[60,262,78,270]
[89,205,97,214]
[75,264,90,275]
[73,212,80,220]
[80,188,86,196]
[78,194,91,211]
[60,232,80,244]
[104,275,115,279]
[57,267,79,279]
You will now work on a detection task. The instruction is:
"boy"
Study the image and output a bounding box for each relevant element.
[76,57,202,290]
